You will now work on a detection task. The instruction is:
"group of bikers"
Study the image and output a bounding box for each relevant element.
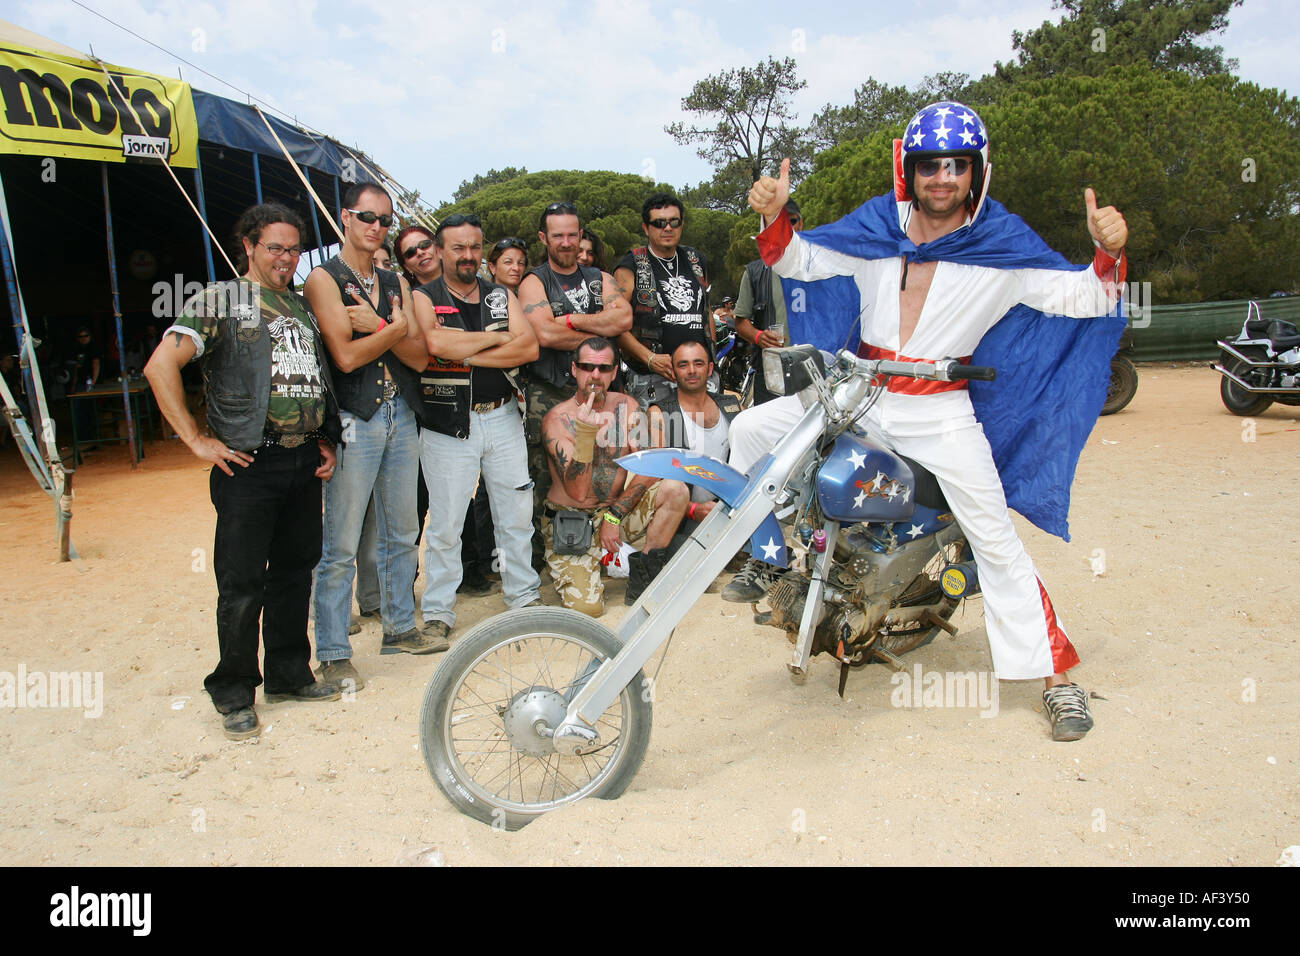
[146,98,1128,744]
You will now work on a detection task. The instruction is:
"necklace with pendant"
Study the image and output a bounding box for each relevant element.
[339,255,375,295]
[447,280,478,303]
[650,249,678,277]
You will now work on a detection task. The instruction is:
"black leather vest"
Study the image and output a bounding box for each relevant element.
[744,258,774,331]
[199,280,342,450]
[650,389,740,449]
[526,262,604,389]
[626,246,709,371]
[415,277,515,440]
[317,257,421,422]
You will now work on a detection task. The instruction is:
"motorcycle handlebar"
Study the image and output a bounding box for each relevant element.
[947,364,997,382]
[849,352,997,384]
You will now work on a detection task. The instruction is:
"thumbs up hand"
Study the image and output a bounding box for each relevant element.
[748,157,791,222]
[1085,187,1127,255]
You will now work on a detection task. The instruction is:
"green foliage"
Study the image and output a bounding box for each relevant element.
[996,0,1241,83]
[806,73,973,153]
[665,56,808,213]
[432,169,741,298]
[790,64,1300,302]
[449,167,529,205]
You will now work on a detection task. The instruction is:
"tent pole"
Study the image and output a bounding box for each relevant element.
[100,165,139,469]
[305,165,326,267]
[252,152,264,203]
[1,169,76,558]
[93,62,237,278]
[252,107,344,244]
[194,152,217,283]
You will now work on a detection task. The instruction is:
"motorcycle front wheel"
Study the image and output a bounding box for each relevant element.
[1219,357,1273,416]
[419,606,652,830]
[1100,355,1138,415]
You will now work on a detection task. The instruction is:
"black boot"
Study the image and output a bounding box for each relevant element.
[625,547,673,605]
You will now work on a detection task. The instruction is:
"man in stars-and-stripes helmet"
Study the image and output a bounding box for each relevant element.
[727,100,1131,742]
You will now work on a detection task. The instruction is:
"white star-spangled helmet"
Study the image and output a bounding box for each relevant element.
[895,100,992,216]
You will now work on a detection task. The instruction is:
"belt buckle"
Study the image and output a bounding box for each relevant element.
[280,433,307,448]
[382,379,398,401]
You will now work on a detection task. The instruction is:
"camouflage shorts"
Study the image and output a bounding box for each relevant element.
[540,481,660,618]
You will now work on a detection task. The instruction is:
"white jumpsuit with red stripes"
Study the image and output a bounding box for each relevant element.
[731,207,1122,680]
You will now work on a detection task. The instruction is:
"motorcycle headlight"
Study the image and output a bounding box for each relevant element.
[762,345,826,396]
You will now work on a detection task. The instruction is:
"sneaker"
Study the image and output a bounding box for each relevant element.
[265,681,342,703]
[382,623,449,655]
[721,558,784,603]
[318,659,365,693]
[1042,683,1094,741]
[222,707,261,740]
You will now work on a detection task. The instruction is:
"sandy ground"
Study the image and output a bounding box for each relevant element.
[0,364,1296,866]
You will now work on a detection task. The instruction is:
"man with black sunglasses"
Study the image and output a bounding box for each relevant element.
[613,191,711,407]
[305,183,440,689]
[517,201,632,561]
[541,336,689,616]
[741,100,1129,743]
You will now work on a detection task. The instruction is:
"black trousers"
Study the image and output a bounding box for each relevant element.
[205,442,322,712]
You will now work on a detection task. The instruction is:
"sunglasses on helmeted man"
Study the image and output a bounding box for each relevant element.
[915,157,972,178]
[345,208,394,227]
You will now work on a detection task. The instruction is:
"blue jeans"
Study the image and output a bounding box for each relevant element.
[420,403,540,627]
[314,397,420,661]
[355,495,380,613]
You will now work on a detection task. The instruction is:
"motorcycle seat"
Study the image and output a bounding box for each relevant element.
[1246,317,1271,337]
[1267,320,1300,350]
[898,453,950,512]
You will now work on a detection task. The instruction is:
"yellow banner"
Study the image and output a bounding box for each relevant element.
[0,42,197,167]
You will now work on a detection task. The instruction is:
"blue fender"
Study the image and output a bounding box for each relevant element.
[617,448,789,567]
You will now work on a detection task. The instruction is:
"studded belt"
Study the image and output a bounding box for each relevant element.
[262,430,324,448]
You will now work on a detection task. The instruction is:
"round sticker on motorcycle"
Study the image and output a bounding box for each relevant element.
[941,566,970,599]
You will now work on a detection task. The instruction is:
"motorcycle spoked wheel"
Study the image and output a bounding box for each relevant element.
[419,606,652,830]
[846,537,964,668]
[1219,356,1274,416]
[1100,355,1138,415]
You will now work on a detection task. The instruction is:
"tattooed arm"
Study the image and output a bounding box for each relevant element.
[576,270,632,337]
[518,273,588,351]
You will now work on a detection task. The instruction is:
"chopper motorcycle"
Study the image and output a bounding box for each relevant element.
[419,345,996,829]
[1214,300,1300,416]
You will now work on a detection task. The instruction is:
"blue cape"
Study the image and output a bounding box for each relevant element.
[781,193,1124,541]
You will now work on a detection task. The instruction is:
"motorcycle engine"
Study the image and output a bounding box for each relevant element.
[757,520,958,664]
[760,540,889,658]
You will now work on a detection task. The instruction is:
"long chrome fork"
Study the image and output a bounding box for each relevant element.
[550,403,828,755]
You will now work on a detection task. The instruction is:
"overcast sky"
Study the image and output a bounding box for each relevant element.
[15,0,1298,207]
